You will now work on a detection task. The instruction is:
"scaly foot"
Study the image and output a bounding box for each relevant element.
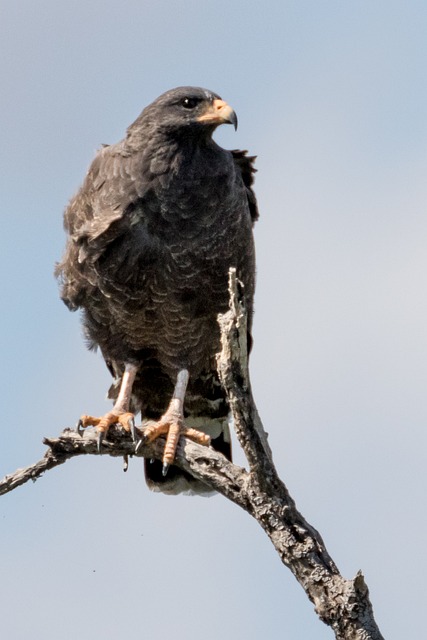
[77,411,136,452]
[136,368,210,475]
[140,409,210,475]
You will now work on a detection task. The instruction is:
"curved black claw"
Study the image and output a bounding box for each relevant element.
[123,455,129,472]
[162,463,169,477]
[128,417,136,442]
[76,419,83,435]
[97,431,103,454]
[134,435,146,454]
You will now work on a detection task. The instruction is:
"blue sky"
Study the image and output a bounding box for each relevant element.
[1,2,427,638]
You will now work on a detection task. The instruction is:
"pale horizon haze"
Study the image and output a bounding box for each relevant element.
[1,2,426,639]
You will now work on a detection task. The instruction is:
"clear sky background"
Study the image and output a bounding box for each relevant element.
[1,2,426,638]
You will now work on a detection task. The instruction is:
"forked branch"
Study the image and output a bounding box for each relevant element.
[0,269,384,640]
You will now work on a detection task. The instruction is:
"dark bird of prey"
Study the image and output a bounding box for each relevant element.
[56,86,258,494]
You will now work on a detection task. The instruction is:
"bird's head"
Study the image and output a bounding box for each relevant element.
[128,86,238,142]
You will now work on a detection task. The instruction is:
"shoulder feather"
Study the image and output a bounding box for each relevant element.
[231,149,259,223]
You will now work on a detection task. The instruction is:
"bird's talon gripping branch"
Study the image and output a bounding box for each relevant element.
[137,370,210,473]
[128,416,136,442]
[74,363,140,453]
[97,430,103,454]
[76,410,136,454]
[182,427,211,447]
[163,421,181,469]
[144,421,170,441]
[134,438,144,455]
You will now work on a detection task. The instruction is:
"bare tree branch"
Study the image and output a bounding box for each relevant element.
[0,268,384,640]
[216,270,385,640]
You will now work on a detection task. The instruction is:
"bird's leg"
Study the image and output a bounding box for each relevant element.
[141,369,211,475]
[77,362,138,452]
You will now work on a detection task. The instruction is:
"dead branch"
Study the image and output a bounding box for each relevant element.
[0,269,384,640]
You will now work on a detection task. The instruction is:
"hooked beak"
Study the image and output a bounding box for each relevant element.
[197,98,238,130]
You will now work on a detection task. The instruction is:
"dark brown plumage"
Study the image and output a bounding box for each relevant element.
[56,86,258,494]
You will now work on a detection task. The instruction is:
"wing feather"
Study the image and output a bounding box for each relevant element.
[56,143,152,308]
[231,149,259,223]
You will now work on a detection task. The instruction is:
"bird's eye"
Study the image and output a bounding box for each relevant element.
[181,97,200,109]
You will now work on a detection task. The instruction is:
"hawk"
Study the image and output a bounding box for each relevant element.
[56,86,258,494]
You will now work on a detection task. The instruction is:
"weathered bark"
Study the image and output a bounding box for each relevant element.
[0,269,384,640]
